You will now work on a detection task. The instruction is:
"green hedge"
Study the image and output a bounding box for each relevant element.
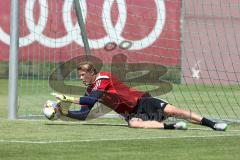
[0,62,181,84]
[0,62,8,78]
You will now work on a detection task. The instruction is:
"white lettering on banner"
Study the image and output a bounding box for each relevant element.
[191,60,201,79]
[0,0,165,50]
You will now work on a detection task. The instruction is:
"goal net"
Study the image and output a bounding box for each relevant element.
[1,0,240,122]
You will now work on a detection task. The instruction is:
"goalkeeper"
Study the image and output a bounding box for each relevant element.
[53,61,227,131]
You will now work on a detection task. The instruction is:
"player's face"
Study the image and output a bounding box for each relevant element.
[78,70,95,85]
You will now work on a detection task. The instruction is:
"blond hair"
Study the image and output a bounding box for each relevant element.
[77,61,97,74]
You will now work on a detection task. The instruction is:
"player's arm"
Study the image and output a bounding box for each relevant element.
[52,93,80,104]
[79,90,103,106]
[54,77,109,104]
[53,90,103,106]
[63,90,103,120]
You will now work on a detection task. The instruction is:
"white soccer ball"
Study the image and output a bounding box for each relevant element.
[43,100,59,120]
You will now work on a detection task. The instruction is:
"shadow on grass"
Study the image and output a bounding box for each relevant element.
[44,122,128,127]
[82,123,128,127]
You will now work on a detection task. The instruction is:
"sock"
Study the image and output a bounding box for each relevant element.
[201,117,216,129]
[164,123,175,129]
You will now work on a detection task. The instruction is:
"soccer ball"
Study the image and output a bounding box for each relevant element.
[43,100,59,120]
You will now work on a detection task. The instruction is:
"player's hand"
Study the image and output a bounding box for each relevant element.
[51,93,75,103]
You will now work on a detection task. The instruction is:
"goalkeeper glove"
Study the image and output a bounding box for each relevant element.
[51,93,76,103]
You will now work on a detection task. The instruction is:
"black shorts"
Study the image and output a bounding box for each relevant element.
[126,97,168,122]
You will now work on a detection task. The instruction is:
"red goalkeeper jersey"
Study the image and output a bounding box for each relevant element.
[85,71,146,114]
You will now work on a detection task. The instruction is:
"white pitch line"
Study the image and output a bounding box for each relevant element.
[189,127,240,132]
[16,120,240,132]
[0,134,240,144]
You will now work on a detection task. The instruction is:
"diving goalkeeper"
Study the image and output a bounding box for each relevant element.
[52,61,227,131]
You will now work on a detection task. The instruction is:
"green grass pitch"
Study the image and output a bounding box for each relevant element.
[0,119,240,160]
[1,79,240,160]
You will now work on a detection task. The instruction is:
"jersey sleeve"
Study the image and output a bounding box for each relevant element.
[80,91,91,108]
[79,90,103,106]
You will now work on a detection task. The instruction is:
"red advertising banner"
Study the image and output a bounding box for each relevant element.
[0,0,181,66]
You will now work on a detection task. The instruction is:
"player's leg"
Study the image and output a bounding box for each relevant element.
[163,104,228,131]
[163,104,202,123]
[128,117,187,130]
[128,117,163,128]
[127,97,187,130]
